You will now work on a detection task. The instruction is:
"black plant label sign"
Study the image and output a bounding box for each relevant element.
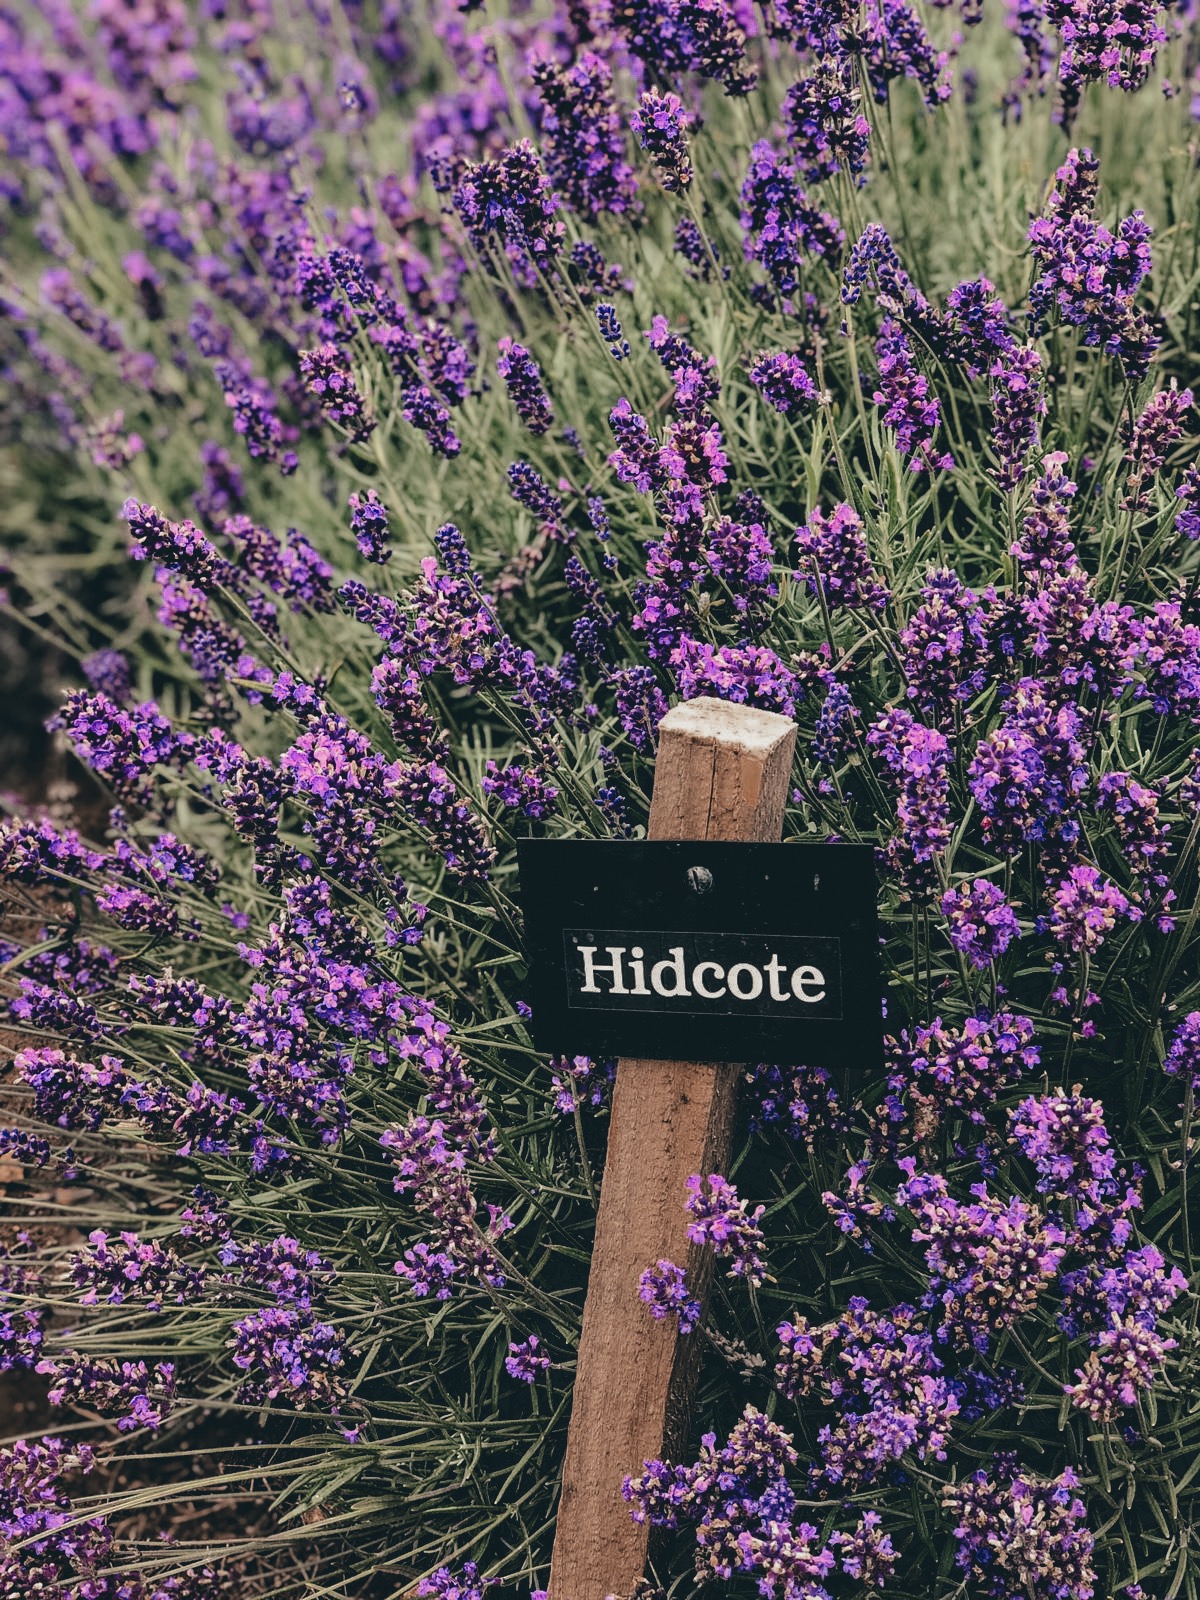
[517,840,884,1075]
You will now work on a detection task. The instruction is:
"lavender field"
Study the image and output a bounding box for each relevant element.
[1,0,1200,1596]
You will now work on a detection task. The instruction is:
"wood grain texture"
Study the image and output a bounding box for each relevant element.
[548,696,797,1600]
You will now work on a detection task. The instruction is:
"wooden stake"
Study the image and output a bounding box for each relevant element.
[548,697,797,1600]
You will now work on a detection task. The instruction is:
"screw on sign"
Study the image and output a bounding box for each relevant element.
[542,696,797,1600]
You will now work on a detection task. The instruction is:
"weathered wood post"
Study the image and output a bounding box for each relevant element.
[548,696,797,1600]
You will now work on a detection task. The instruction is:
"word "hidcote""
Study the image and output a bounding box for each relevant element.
[578,943,827,1003]
[564,928,843,1022]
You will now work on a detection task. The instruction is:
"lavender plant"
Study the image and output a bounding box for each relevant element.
[2,1,1200,1598]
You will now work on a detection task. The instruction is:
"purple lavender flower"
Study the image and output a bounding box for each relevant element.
[229,1306,350,1412]
[630,90,693,192]
[39,1352,176,1431]
[794,502,889,609]
[529,52,637,220]
[299,343,374,438]
[395,1243,461,1301]
[1097,771,1170,880]
[71,1230,205,1309]
[782,58,870,187]
[214,359,298,470]
[611,666,668,752]
[400,381,462,457]
[776,1299,959,1487]
[638,1259,701,1334]
[945,277,1018,372]
[452,141,563,278]
[505,1335,551,1383]
[195,439,245,525]
[941,879,1022,967]
[863,0,953,108]
[612,0,757,95]
[684,1173,768,1285]
[1067,1319,1176,1421]
[596,302,629,359]
[873,318,953,472]
[548,1054,617,1113]
[990,346,1046,491]
[968,680,1088,854]
[674,215,718,280]
[50,689,192,805]
[645,316,720,417]
[1044,864,1138,955]
[1175,464,1200,541]
[482,759,560,819]
[879,1013,1040,1147]
[868,709,952,889]
[749,350,820,417]
[417,1563,495,1600]
[348,489,393,564]
[123,496,229,586]
[1029,149,1159,381]
[897,1166,1067,1350]
[624,1406,880,1592]
[1048,0,1167,122]
[1120,382,1193,512]
[1135,600,1200,716]
[901,569,988,708]
[496,338,554,435]
[673,638,806,718]
[81,648,132,705]
[508,460,568,541]
[1011,451,1078,570]
[1165,1012,1200,1089]
[1010,1089,1117,1202]
[740,141,844,299]
[944,1465,1096,1599]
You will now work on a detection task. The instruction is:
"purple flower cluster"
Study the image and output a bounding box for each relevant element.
[684,1173,768,1285]
[674,638,806,718]
[868,708,952,889]
[873,318,953,471]
[968,680,1088,855]
[528,52,636,221]
[1043,864,1137,956]
[941,879,1022,967]
[229,1306,350,1412]
[783,59,870,187]
[1164,1012,1200,1090]
[38,1351,176,1431]
[877,1012,1040,1147]
[348,489,393,564]
[630,90,693,192]
[452,141,563,280]
[505,1335,551,1382]
[496,338,554,435]
[71,1230,205,1309]
[776,1299,959,1487]
[611,0,758,96]
[1120,382,1193,512]
[794,502,889,609]
[548,1053,617,1114]
[749,349,820,418]
[1028,148,1159,381]
[897,1165,1068,1351]
[740,141,844,301]
[944,1465,1096,1599]
[624,1407,896,1592]
[901,569,989,708]
[638,1259,701,1334]
[299,343,374,438]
